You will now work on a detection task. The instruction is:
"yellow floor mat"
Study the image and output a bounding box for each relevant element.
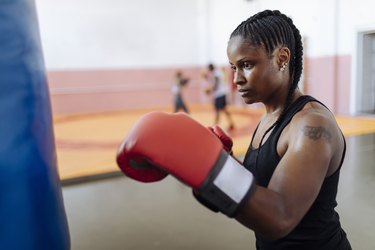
[53,105,375,181]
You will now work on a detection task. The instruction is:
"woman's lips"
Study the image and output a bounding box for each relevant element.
[238,89,251,97]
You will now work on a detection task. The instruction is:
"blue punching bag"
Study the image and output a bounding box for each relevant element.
[0,0,70,249]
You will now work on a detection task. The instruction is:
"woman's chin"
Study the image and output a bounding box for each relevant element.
[242,97,256,105]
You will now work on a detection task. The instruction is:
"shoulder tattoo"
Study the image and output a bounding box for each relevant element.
[302,126,332,143]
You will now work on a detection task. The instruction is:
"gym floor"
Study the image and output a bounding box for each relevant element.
[57,105,375,250]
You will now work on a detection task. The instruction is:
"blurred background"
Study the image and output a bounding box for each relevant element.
[33,0,375,249]
[36,0,375,116]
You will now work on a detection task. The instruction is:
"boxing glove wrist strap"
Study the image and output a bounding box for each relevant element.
[195,150,256,217]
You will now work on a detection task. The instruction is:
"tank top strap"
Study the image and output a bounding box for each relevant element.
[271,95,318,142]
[249,122,260,148]
[249,95,318,149]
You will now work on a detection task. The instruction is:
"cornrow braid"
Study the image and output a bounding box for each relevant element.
[230,10,304,147]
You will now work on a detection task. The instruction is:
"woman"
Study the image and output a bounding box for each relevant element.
[225,9,351,249]
[116,8,352,250]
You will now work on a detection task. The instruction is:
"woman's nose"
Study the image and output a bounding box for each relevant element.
[233,70,245,85]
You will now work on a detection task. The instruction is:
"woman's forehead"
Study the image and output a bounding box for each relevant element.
[227,37,265,56]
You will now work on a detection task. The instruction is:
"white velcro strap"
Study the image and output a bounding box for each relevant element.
[213,156,254,203]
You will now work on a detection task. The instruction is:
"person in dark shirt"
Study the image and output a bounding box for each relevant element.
[224,9,352,249]
[116,8,352,250]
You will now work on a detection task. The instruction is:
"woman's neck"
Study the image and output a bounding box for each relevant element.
[264,89,302,115]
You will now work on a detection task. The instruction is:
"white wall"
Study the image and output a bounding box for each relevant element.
[205,0,342,60]
[204,0,375,60]
[36,0,375,68]
[36,0,204,69]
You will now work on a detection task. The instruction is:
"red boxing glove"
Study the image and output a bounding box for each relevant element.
[116,111,256,217]
[208,125,233,155]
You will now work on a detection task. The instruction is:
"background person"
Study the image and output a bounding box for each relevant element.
[205,63,235,131]
[171,70,190,113]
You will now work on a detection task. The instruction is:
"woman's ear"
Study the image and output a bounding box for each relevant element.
[277,47,290,65]
[276,47,290,72]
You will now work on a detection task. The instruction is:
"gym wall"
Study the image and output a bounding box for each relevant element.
[35,0,375,115]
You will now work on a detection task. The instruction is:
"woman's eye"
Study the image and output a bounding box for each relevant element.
[230,65,237,72]
[243,62,253,69]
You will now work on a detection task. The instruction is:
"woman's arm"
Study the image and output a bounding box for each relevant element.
[235,112,337,239]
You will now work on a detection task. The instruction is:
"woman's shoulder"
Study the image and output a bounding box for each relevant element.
[286,98,345,176]
[289,100,343,142]
[295,100,336,124]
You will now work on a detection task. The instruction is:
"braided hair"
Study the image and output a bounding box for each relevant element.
[230,10,303,146]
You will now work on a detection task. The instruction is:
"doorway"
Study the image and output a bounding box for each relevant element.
[357,32,375,114]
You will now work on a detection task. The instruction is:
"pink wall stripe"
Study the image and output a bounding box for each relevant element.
[47,55,351,115]
[47,67,207,114]
[304,55,351,115]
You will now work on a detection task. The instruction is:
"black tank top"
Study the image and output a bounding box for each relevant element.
[243,95,351,250]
